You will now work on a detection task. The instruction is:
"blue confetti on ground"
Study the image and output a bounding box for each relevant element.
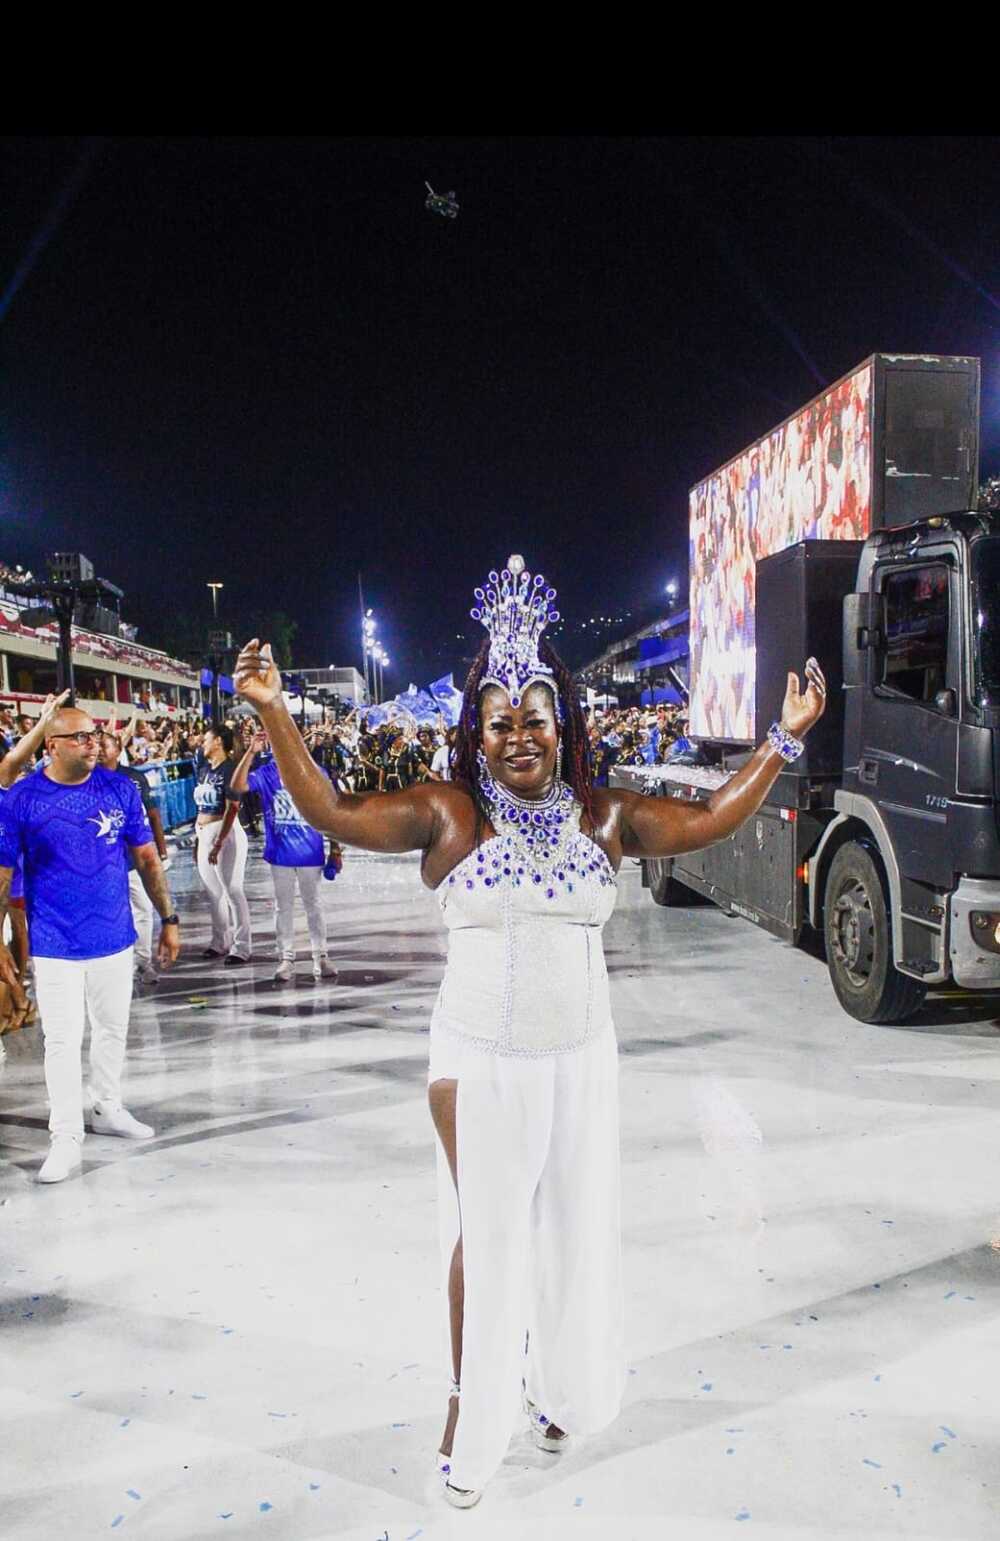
[701,1382,713,1392]
[874,1376,881,1383]
[222,1328,234,1335]
[932,1442,947,1453]
[892,1484,902,1498]
[727,1448,735,1456]
[120,1419,131,1428]
[574,1497,584,1507]
[192,1394,208,1400]
[944,1291,957,1300]
[259,1500,273,1512]
[220,1514,233,1520]
[268,1412,288,1419]
[406,1532,423,1540]
[111,1519,124,1530]
[736,1511,751,1522]
[126,1490,141,1500]
[391,1422,410,1428]
[309,1483,320,1491]
[70,1391,84,1398]
[940,1426,957,1439]
[862,1459,882,1469]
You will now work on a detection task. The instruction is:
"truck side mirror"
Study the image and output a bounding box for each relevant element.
[933,688,956,716]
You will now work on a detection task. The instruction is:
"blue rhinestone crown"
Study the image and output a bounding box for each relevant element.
[471,554,561,710]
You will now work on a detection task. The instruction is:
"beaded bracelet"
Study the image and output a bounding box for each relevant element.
[767,721,805,762]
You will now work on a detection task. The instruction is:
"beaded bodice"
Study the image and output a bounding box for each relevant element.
[432,789,618,1056]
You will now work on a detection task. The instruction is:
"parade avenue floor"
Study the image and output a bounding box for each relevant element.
[1,836,999,1540]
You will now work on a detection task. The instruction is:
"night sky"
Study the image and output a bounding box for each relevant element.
[4,136,998,687]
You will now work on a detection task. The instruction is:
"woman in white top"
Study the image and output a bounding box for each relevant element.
[234,556,826,1508]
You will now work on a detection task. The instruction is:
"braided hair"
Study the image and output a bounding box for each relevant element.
[453,636,596,836]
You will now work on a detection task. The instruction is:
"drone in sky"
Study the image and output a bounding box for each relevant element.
[425,182,459,220]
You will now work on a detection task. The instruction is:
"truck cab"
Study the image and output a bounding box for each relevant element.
[810,513,1000,1016]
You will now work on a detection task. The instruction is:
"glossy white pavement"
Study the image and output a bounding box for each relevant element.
[1,836,999,1539]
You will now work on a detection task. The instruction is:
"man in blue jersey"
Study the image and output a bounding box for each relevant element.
[0,705,181,1183]
[230,728,338,982]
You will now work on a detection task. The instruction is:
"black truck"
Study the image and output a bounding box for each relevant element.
[616,353,1000,1023]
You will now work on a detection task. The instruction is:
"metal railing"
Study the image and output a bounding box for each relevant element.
[136,758,197,830]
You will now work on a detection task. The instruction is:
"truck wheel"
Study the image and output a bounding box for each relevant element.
[647,858,687,906]
[824,843,927,1024]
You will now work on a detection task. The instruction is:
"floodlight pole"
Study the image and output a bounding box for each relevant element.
[52,590,77,703]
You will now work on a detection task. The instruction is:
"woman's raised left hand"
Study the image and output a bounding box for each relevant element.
[780,657,827,738]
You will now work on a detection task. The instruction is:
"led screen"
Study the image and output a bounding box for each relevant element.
[689,361,873,740]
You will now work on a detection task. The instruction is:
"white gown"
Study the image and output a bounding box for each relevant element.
[428,801,627,1491]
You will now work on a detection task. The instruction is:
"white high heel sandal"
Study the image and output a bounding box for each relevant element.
[436,1377,483,1508]
[522,1378,570,1453]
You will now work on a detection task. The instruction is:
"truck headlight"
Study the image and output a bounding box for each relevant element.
[969,912,1000,953]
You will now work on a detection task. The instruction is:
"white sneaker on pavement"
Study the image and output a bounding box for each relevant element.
[273,960,294,982]
[312,958,338,980]
[136,963,158,986]
[90,1103,155,1140]
[38,1135,83,1184]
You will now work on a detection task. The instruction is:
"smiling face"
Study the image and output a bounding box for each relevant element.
[479,682,560,797]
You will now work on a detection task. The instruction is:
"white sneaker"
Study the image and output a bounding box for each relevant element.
[90,1103,155,1140]
[38,1135,83,1184]
[312,958,338,980]
[273,961,294,982]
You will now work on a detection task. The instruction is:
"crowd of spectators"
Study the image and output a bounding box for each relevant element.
[587,701,691,785]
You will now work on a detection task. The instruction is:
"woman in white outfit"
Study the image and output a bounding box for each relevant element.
[193,726,253,966]
[233,556,827,1508]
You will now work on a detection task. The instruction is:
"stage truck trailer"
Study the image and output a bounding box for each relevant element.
[613,353,1000,1024]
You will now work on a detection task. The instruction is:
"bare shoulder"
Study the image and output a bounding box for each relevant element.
[589,784,633,839]
[406,777,478,831]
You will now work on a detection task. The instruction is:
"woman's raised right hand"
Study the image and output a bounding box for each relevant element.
[234,639,283,708]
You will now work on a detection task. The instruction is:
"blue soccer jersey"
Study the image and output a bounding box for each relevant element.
[248,757,324,868]
[0,765,153,960]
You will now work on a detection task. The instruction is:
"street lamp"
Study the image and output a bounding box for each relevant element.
[363,613,378,703]
[207,582,224,620]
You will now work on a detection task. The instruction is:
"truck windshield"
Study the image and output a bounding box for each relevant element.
[972,539,1000,707]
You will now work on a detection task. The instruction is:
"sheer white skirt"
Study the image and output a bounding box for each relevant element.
[428,1018,626,1490]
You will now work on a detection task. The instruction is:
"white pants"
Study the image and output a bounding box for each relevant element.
[34,947,135,1138]
[270,864,328,961]
[196,821,252,959]
[430,1023,626,1491]
[128,869,154,966]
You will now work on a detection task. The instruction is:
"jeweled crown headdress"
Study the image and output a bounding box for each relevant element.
[471,554,561,710]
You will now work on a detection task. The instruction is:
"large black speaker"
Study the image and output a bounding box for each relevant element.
[872,354,979,525]
[754,540,863,778]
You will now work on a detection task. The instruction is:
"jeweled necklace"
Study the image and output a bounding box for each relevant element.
[477,762,576,860]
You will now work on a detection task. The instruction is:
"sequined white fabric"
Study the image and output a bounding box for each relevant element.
[431,800,618,1055]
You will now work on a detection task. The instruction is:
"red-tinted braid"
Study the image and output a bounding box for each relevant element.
[539,636,596,831]
[452,635,596,835]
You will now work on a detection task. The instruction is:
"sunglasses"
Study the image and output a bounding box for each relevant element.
[49,731,100,745]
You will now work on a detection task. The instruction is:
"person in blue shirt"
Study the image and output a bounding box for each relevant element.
[0,705,181,1183]
[230,727,339,982]
[0,691,71,997]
